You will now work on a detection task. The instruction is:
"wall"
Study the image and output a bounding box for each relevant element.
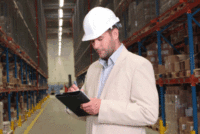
[47,38,76,85]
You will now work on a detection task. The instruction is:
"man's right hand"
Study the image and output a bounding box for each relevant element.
[68,84,79,92]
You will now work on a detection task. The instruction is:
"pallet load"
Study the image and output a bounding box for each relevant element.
[146,42,174,76]
[165,86,188,134]
[0,63,3,87]
[0,102,3,131]
[128,1,137,37]
[3,121,11,134]
[136,0,156,31]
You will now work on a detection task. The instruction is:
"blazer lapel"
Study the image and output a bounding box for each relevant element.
[93,63,103,98]
[99,47,129,99]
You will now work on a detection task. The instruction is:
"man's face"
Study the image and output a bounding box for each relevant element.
[91,30,115,60]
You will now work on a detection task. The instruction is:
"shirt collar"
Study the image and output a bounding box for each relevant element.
[99,43,124,67]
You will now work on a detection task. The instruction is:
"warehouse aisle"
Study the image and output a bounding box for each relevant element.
[15,94,159,134]
[15,95,86,134]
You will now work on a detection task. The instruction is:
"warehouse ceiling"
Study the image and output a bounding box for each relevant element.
[42,0,76,39]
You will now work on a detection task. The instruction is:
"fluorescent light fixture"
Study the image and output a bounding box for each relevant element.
[59,27,62,32]
[59,41,61,46]
[58,46,61,56]
[59,19,63,26]
[59,35,62,40]
[59,9,63,18]
[59,0,64,7]
[59,31,62,36]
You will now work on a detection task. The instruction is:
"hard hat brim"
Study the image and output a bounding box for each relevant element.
[82,18,120,41]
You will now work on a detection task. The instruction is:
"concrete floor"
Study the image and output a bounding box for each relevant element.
[15,93,159,134]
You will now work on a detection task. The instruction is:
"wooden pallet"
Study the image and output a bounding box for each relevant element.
[171,71,180,79]
[159,3,186,22]
[194,68,200,77]
[6,83,17,89]
[155,74,160,80]
[140,23,156,35]
[165,72,172,79]
[179,70,186,78]
[185,70,191,77]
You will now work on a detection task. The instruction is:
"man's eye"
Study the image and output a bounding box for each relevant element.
[98,38,102,41]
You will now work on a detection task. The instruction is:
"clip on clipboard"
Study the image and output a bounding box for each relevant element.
[56,91,90,117]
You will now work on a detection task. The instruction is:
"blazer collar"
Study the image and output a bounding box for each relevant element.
[95,46,129,98]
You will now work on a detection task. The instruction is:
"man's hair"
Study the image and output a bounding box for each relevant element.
[107,22,122,34]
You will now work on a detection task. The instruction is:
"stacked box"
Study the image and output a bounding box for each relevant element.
[0,63,3,86]
[136,0,156,31]
[0,16,7,32]
[128,1,137,37]
[3,121,10,134]
[164,55,179,72]
[0,102,3,130]
[171,27,187,45]
[146,42,174,74]
[179,117,193,134]
[165,86,188,134]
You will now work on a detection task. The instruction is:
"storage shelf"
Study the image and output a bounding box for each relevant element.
[0,87,48,93]
[156,76,200,85]
[123,1,200,48]
[0,29,47,79]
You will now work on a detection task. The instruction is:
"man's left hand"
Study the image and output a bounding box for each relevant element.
[81,98,101,115]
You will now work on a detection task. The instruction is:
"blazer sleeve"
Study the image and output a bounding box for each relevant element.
[98,60,159,126]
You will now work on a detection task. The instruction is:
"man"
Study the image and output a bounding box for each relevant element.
[67,7,158,134]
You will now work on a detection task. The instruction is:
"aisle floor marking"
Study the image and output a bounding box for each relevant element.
[24,99,51,134]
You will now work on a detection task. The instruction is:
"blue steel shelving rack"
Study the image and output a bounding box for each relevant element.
[0,29,48,124]
[122,0,200,133]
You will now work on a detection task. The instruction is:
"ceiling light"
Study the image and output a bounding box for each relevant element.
[59,27,62,32]
[59,19,63,26]
[59,42,61,46]
[59,31,62,36]
[59,9,63,18]
[59,0,64,7]
[59,35,62,39]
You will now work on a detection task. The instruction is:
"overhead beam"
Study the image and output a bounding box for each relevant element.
[45,13,72,19]
[43,3,75,10]
[46,18,71,22]
[47,28,72,33]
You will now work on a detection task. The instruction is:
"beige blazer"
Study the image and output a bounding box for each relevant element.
[69,46,159,134]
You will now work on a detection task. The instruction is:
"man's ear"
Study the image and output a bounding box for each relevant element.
[111,28,119,40]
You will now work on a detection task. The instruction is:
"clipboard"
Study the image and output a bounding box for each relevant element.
[56,91,90,117]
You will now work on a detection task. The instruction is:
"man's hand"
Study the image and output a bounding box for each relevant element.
[68,84,79,92]
[81,98,101,115]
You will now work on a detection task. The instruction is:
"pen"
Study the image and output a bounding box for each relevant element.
[73,81,80,90]
[74,81,78,87]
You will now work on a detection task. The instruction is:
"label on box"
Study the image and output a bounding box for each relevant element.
[190,126,194,131]
[182,124,186,130]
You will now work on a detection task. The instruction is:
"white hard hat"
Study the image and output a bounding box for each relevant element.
[82,7,120,41]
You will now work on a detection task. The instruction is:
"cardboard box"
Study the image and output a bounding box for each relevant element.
[186,121,193,132]
[179,117,193,134]
[174,62,180,72]
[177,54,189,61]
[158,65,166,74]
[184,59,199,70]
[147,50,157,56]
[146,56,157,63]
